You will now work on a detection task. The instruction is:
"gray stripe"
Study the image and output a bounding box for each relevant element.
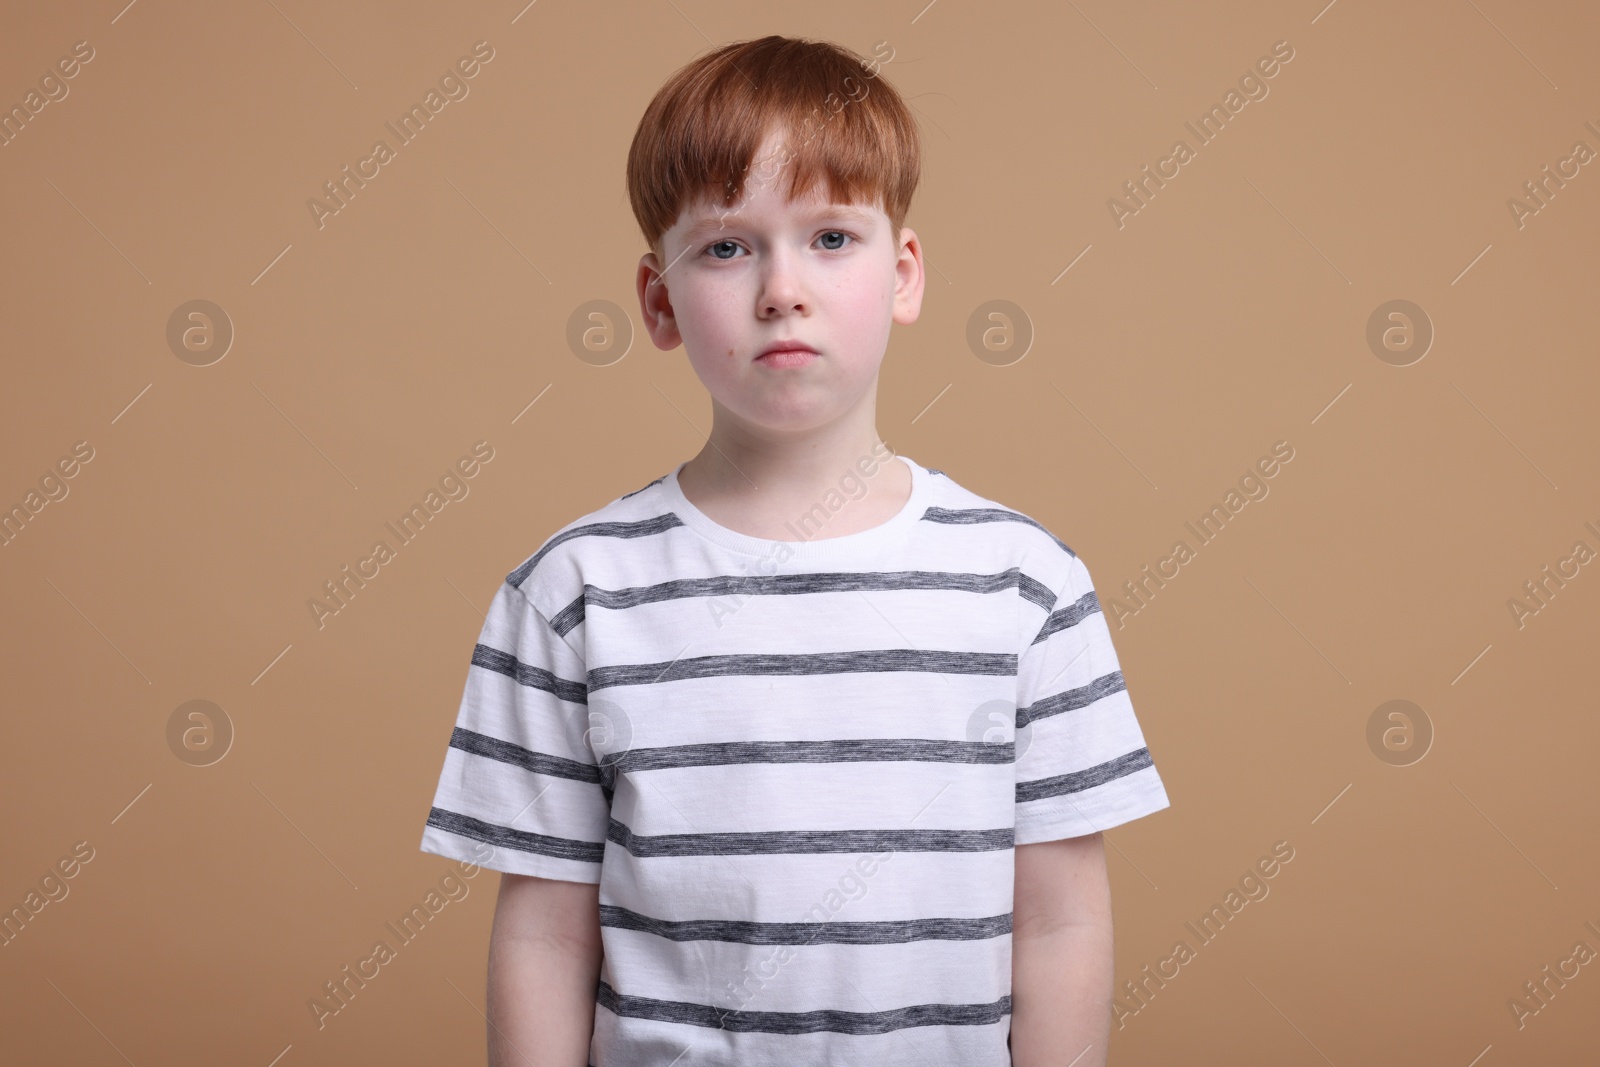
[449,733,1013,803]
[506,514,687,589]
[589,648,1016,691]
[596,981,1010,1035]
[1018,670,1125,728]
[426,807,605,864]
[608,736,1015,774]
[1016,747,1153,804]
[510,499,1067,603]
[450,726,602,784]
[606,819,1013,858]
[923,505,1076,557]
[619,474,668,501]
[549,593,586,637]
[598,904,1012,945]
[1031,590,1100,644]
[472,644,589,706]
[550,567,1056,638]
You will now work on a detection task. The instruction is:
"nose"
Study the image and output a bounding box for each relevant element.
[758,248,808,318]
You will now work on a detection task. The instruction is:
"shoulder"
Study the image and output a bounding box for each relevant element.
[500,468,680,620]
[917,462,1081,602]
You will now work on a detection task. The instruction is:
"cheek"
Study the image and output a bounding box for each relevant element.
[842,262,896,312]
[833,279,888,322]
[841,284,895,346]
[679,288,739,341]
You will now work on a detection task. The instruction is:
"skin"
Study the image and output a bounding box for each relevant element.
[625,126,1117,1062]
[1011,832,1115,1066]
[635,128,927,538]
[486,873,602,1067]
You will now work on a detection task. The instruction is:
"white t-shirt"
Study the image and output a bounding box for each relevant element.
[420,453,1170,1066]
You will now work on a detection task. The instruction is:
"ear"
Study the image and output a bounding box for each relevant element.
[891,227,925,327]
[636,250,683,351]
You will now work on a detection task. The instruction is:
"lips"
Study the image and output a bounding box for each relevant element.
[755,346,819,368]
[757,341,818,359]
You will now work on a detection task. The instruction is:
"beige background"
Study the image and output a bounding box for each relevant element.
[3,1,1598,1063]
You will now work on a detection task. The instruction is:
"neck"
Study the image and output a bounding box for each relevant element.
[676,400,911,540]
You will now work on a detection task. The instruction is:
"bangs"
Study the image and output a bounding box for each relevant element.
[627,36,921,256]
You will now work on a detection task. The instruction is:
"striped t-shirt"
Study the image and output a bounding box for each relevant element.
[420,452,1170,1066]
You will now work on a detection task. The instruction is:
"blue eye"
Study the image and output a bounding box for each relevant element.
[701,231,856,259]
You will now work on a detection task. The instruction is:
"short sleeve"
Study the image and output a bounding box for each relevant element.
[1014,552,1170,843]
[420,579,610,883]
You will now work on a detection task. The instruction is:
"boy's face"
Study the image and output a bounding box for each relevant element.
[637,133,924,437]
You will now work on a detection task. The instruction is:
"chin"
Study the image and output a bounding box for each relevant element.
[730,397,840,432]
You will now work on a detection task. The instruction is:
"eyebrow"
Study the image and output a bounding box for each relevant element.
[679,204,879,242]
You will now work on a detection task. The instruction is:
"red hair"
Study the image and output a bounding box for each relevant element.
[626,35,921,259]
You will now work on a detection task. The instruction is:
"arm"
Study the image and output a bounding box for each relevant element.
[1010,832,1114,1067]
[486,872,604,1067]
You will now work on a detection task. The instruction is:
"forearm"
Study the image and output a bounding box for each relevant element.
[1009,920,1114,1067]
[487,932,602,1067]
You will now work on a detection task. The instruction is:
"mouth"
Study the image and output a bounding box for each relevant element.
[755,342,819,368]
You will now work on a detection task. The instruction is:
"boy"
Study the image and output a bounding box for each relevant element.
[420,34,1169,1067]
